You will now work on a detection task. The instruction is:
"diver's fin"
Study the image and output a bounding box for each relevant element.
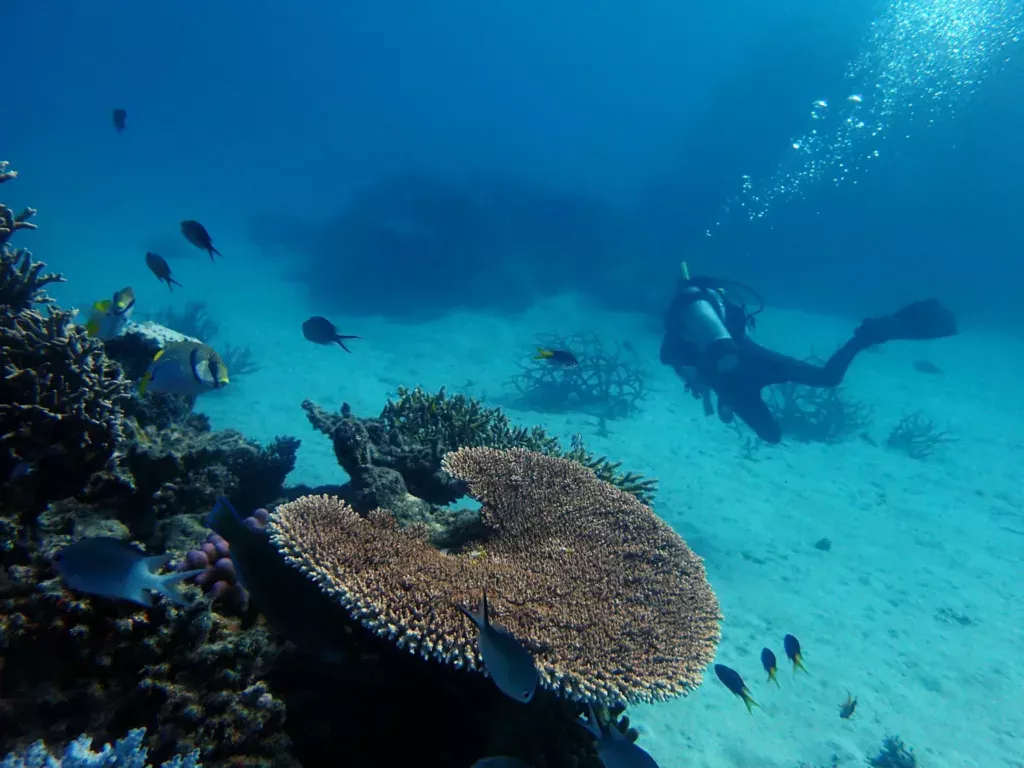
[855,299,958,345]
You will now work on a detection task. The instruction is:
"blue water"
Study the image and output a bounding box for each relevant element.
[4,1,1024,766]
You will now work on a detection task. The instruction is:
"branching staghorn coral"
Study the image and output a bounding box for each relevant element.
[885,411,953,460]
[1,301,132,509]
[508,332,647,419]
[268,447,721,707]
[766,363,872,444]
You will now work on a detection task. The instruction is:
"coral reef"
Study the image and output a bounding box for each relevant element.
[1,167,303,765]
[0,537,293,767]
[885,411,952,459]
[1,727,200,768]
[766,365,872,444]
[1,227,133,513]
[180,509,269,608]
[269,447,721,707]
[507,332,647,419]
[302,385,657,536]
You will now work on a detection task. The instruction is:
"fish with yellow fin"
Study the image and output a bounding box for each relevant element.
[533,348,578,368]
[715,663,759,714]
[761,647,780,687]
[85,287,135,341]
[139,341,229,397]
[784,633,808,673]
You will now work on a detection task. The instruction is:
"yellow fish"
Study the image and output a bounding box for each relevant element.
[85,287,135,340]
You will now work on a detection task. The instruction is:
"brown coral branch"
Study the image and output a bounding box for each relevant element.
[268,447,721,707]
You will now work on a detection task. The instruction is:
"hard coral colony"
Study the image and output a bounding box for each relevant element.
[1,162,722,767]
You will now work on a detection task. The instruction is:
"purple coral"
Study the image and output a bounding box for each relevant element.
[179,508,270,608]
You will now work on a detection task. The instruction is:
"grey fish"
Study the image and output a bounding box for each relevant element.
[54,537,205,607]
[112,108,126,134]
[457,589,538,704]
[180,220,222,261]
[302,316,360,352]
[578,705,660,768]
[471,758,533,768]
[145,252,182,291]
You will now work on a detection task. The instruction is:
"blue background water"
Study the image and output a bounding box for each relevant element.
[6,0,1019,327]
[3,2,1024,766]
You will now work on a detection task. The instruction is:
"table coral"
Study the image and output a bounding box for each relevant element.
[268,447,721,708]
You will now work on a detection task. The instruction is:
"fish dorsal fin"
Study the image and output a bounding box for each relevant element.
[153,348,167,362]
[93,299,112,312]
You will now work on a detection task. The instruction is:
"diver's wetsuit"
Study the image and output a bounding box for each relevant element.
[660,278,957,443]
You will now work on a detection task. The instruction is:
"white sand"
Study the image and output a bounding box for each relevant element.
[55,235,1024,768]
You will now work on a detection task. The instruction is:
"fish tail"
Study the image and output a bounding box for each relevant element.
[793,654,807,673]
[532,348,552,360]
[209,247,222,261]
[742,688,759,714]
[155,568,207,606]
[768,669,780,687]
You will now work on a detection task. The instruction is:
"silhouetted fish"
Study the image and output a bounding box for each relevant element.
[112,108,127,134]
[784,633,807,673]
[714,663,759,714]
[180,220,222,261]
[145,252,182,291]
[302,316,360,352]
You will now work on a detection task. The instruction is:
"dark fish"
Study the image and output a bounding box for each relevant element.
[839,692,857,719]
[302,316,361,352]
[913,360,942,374]
[145,252,182,291]
[112,108,127,134]
[54,537,204,607]
[533,348,578,367]
[578,704,660,768]
[457,589,538,704]
[180,220,222,261]
[714,663,759,714]
[760,647,780,687]
[784,634,807,673]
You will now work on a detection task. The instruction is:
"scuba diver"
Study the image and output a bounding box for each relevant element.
[660,262,958,443]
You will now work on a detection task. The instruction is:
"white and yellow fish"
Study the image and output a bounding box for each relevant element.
[85,286,135,341]
[139,341,230,397]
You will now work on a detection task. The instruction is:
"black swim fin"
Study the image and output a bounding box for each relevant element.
[855,299,958,345]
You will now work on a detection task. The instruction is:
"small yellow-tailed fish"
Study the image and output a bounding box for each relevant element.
[784,633,808,673]
[532,348,579,368]
[715,663,759,714]
[85,286,135,341]
[139,341,229,397]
